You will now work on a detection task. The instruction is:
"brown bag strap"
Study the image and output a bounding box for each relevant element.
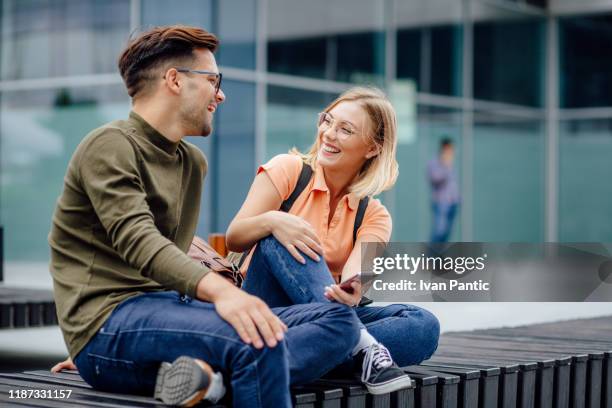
[188,236,243,287]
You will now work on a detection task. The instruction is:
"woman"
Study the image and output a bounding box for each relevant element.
[226,87,440,394]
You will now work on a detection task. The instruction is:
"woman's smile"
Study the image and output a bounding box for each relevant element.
[320,142,341,157]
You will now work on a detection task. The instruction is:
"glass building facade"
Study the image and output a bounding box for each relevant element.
[2,0,612,279]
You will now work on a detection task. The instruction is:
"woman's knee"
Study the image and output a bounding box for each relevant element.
[326,303,361,351]
[417,307,440,359]
[378,304,440,362]
[258,235,284,256]
[255,236,299,270]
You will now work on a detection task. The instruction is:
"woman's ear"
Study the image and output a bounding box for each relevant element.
[365,144,381,160]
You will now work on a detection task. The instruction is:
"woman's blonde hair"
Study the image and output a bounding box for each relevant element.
[290,86,399,198]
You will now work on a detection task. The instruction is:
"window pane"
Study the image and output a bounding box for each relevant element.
[526,0,547,9]
[141,0,213,29]
[216,0,256,69]
[188,80,256,234]
[472,113,545,241]
[472,3,545,107]
[391,105,463,241]
[1,86,130,281]
[267,0,385,84]
[266,85,336,159]
[395,0,463,96]
[559,119,612,241]
[559,14,612,108]
[396,29,421,90]
[1,0,130,80]
[141,0,256,70]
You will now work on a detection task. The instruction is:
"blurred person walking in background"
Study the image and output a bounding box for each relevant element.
[427,138,460,243]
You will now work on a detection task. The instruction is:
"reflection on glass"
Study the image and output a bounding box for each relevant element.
[472,3,544,107]
[559,14,612,108]
[1,0,130,80]
[267,0,385,84]
[1,86,130,266]
[392,105,463,241]
[192,80,255,233]
[395,0,463,96]
[472,113,544,241]
[526,0,547,8]
[141,0,256,69]
[141,0,212,28]
[266,85,337,159]
[559,119,612,241]
[396,29,421,91]
[216,0,256,69]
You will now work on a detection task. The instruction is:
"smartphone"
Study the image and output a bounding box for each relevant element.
[338,274,361,294]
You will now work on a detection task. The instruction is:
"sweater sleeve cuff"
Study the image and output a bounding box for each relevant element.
[146,244,212,297]
[185,263,210,298]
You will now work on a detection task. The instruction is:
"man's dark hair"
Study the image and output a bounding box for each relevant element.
[440,137,454,151]
[118,25,218,99]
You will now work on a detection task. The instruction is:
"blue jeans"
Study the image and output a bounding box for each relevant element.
[431,202,458,243]
[243,236,440,367]
[74,290,360,408]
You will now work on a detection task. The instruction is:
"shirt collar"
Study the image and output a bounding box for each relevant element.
[313,163,360,211]
[128,111,180,155]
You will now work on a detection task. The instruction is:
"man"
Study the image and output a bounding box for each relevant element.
[49,25,360,408]
[427,138,460,243]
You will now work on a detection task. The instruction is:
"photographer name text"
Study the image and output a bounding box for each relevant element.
[372,279,490,292]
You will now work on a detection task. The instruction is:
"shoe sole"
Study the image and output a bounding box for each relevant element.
[154,356,211,407]
[365,375,412,395]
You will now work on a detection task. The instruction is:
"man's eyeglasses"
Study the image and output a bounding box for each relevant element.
[174,67,223,94]
[317,112,357,140]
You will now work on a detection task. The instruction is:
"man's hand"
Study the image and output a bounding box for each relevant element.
[51,357,77,373]
[197,272,287,349]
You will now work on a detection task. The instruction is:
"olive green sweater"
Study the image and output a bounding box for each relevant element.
[49,111,211,358]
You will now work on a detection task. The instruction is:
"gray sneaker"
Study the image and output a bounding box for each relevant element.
[359,343,412,395]
[154,356,225,407]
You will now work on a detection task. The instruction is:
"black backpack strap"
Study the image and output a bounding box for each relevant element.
[352,196,370,245]
[280,162,313,212]
[353,196,371,307]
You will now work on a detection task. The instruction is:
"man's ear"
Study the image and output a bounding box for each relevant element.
[163,67,182,95]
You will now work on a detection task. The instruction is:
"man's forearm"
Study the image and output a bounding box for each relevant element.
[146,244,211,298]
[195,272,240,303]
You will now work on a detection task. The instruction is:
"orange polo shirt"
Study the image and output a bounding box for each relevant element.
[241,154,392,280]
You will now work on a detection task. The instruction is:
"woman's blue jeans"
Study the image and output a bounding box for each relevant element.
[74,290,360,408]
[243,236,441,367]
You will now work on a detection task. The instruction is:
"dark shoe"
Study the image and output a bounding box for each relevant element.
[154,356,225,407]
[359,343,412,395]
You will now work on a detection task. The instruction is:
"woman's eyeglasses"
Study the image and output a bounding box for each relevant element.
[317,112,357,140]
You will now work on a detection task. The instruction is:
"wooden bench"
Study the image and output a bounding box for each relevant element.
[0,226,57,330]
[1,315,612,407]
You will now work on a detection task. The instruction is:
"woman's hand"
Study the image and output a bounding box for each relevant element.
[51,357,76,373]
[324,280,362,307]
[268,211,323,264]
